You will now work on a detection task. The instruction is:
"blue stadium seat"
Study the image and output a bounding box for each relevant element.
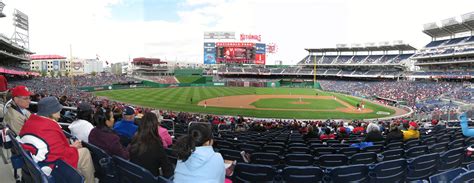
[250,152,280,166]
[323,164,369,183]
[449,139,465,149]
[451,170,474,183]
[421,137,437,146]
[363,145,383,153]
[219,149,245,162]
[429,142,448,153]
[350,152,377,165]
[338,147,359,157]
[282,166,323,183]
[318,154,348,167]
[385,142,403,150]
[405,153,440,181]
[233,163,276,183]
[330,144,350,148]
[112,155,172,183]
[368,159,407,182]
[312,147,337,156]
[51,159,85,183]
[468,163,474,170]
[429,167,467,183]
[285,153,314,166]
[214,140,234,150]
[8,131,50,183]
[404,139,421,149]
[239,144,260,154]
[288,146,311,154]
[381,149,404,161]
[309,143,328,149]
[82,141,119,182]
[437,134,452,143]
[405,145,429,158]
[263,145,285,154]
[288,143,306,148]
[437,147,465,172]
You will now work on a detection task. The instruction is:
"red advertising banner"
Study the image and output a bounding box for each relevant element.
[254,54,266,65]
[240,34,262,42]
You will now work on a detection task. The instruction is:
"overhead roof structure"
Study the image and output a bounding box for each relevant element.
[423,12,474,38]
[305,44,416,53]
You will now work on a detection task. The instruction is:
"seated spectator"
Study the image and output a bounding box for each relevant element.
[352,123,365,134]
[303,126,319,140]
[89,107,129,159]
[364,123,384,142]
[402,122,420,141]
[337,126,349,140]
[460,113,472,136]
[113,106,138,145]
[320,128,335,140]
[174,123,225,183]
[68,103,94,143]
[129,112,173,178]
[151,110,172,148]
[19,97,95,183]
[4,86,31,133]
[431,120,446,133]
[385,123,403,143]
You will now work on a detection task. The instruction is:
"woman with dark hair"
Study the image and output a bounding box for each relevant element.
[88,107,129,159]
[69,103,94,142]
[129,112,173,178]
[173,123,225,183]
[320,128,336,140]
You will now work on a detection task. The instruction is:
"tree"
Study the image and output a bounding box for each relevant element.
[49,71,55,77]
[91,71,97,76]
[41,71,47,77]
[57,72,63,77]
[65,71,70,77]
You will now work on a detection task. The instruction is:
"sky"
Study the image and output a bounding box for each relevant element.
[0,0,473,65]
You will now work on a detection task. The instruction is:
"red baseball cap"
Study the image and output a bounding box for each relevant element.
[409,122,418,129]
[11,86,32,97]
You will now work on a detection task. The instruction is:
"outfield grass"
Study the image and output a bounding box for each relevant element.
[251,98,346,110]
[94,87,396,119]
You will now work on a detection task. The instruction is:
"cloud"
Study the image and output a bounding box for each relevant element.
[1,0,474,65]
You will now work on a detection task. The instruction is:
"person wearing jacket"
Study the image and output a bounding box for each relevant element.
[129,112,173,178]
[402,122,420,141]
[174,123,225,183]
[460,112,472,136]
[4,85,31,133]
[385,123,403,144]
[151,110,173,148]
[89,106,129,159]
[364,123,384,142]
[19,97,95,183]
[68,102,94,143]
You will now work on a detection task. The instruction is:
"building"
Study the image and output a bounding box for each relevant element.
[83,59,103,74]
[30,55,70,76]
[111,63,123,75]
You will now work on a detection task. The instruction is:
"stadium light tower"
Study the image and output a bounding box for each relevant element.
[0,0,6,18]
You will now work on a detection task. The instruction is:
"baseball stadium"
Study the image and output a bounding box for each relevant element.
[0,0,474,183]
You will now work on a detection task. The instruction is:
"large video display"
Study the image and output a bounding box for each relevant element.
[203,42,265,65]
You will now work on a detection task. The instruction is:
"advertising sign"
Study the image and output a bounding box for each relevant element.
[53,61,59,71]
[203,42,216,64]
[255,43,266,54]
[204,32,235,39]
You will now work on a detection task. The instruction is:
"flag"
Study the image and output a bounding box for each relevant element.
[96,54,100,60]
[106,61,109,65]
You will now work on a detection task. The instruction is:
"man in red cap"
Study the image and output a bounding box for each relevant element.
[402,121,420,141]
[4,85,31,133]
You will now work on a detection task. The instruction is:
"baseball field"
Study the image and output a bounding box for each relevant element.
[94,87,403,119]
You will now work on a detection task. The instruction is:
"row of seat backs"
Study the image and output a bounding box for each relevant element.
[233,151,467,183]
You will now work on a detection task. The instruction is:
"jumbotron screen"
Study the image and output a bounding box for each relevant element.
[204,42,265,65]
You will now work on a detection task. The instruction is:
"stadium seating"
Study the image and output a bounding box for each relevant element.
[429,167,467,183]
[113,156,172,183]
[233,163,276,182]
[405,153,440,181]
[82,141,119,182]
[282,166,323,183]
[368,159,407,182]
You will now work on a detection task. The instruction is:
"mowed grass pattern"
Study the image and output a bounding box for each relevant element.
[251,98,346,110]
[94,87,396,119]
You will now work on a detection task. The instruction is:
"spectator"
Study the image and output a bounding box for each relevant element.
[303,126,319,140]
[352,123,365,134]
[385,123,403,144]
[129,112,173,178]
[68,103,94,143]
[460,113,473,136]
[113,106,138,145]
[337,126,349,140]
[151,110,173,148]
[19,97,95,183]
[320,128,335,140]
[431,120,446,133]
[364,123,384,142]
[89,107,129,159]
[174,123,225,183]
[402,122,420,141]
[4,86,31,133]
